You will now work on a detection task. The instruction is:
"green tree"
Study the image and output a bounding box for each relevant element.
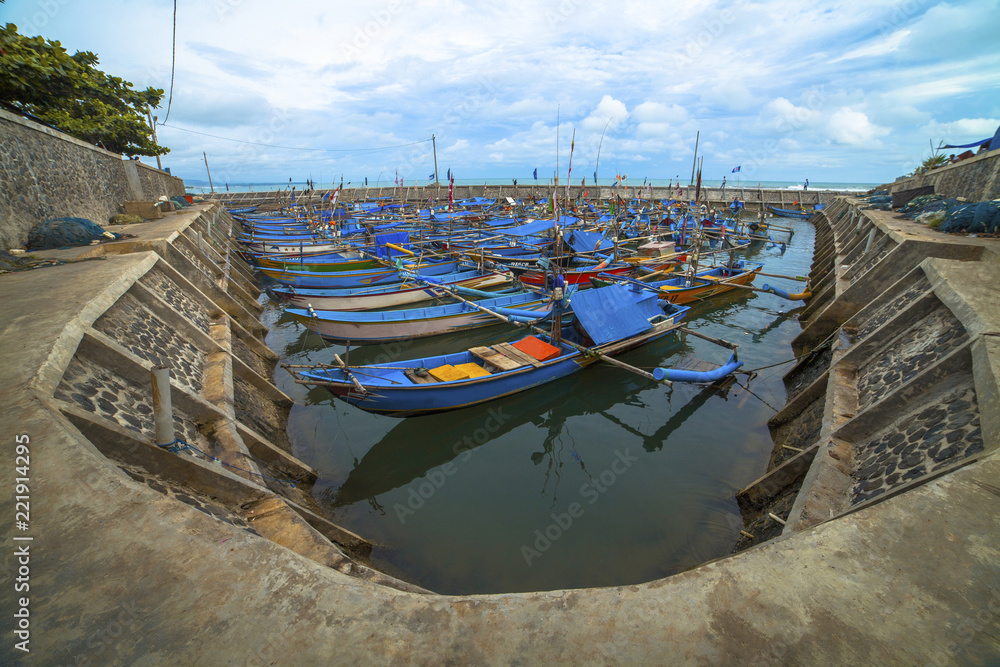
[0,23,168,156]
[909,153,949,177]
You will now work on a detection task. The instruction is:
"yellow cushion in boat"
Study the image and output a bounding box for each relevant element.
[427,364,469,382]
[453,362,490,378]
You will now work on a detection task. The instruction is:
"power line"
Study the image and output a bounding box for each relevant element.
[161,0,177,125]
[159,123,432,153]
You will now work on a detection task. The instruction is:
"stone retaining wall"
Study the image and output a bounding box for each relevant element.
[736,188,999,551]
[0,108,184,250]
[209,184,851,212]
[887,147,1000,202]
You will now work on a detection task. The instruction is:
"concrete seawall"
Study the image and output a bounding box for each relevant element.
[0,108,185,250]
[2,112,999,663]
[210,183,852,214]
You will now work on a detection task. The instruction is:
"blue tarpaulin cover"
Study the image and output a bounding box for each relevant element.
[504,218,557,237]
[571,284,651,346]
[374,232,411,258]
[566,230,613,253]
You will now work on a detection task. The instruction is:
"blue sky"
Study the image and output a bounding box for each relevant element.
[4,0,999,186]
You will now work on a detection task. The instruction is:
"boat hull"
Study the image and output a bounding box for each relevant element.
[287,292,555,343]
[270,272,514,311]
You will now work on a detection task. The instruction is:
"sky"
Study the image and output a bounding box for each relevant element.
[3,0,1000,187]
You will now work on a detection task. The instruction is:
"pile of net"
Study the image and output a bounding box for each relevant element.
[863,194,893,210]
[936,200,1000,234]
[26,217,123,250]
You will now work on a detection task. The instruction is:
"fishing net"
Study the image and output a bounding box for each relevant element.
[973,200,1000,233]
[26,217,121,250]
[937,204,978,233]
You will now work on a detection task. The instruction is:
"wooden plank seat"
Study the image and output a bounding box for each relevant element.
[470,345,528,371]
[404,369,437,384]
[494,342,544,368]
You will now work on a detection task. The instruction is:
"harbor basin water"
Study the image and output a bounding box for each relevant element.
[266,218,814,594]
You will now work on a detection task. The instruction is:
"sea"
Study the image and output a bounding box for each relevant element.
[264,216,819,595]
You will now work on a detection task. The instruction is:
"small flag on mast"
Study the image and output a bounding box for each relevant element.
[732,166,741,173]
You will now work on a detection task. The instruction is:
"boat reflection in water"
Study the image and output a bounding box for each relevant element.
[321,334,711,511]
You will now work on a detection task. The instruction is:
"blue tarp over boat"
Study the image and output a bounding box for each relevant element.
[374,232,411,259]
[566,229,613,253]
[571,284,652,345]
[504,218,557,237]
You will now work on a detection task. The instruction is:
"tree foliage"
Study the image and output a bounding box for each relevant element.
[909,153,949,177]
[0,23,168,156]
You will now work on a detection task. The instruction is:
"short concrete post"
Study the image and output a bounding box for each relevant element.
[864,227,877,253]
[151,366,175,446]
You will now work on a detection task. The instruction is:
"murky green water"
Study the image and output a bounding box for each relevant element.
[266,220,814,594]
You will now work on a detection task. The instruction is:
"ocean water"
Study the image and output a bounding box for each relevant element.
[265,220,815,594]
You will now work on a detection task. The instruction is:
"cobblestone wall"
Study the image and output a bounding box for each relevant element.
[854,276,930,341]
[93,292,205,394]
[139,269,211,334]
[0,109,184,249]
[55,355,209,450]
[851,382,984,504]
[856,305,968,412]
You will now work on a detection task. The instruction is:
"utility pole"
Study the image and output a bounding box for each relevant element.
[432,134,440,185]
[203,152,215,193]
[147,108,163,170]
[690,130,700,186]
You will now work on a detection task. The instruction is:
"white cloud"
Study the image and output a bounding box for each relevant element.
[760,98,816,132]
[581,95,629,132]
[26,0,1000,184]
[631,102,688,125]
[832,29,911,62]
[828,108,889,146]
[921,118,1000,140]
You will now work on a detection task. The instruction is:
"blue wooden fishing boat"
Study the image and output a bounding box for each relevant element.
[268,270,516,311]
[292,285,690,416]
[259,259,464,288]
[254,251,372,271]
[595,261,763,304]
[767,205,813,219]
[286,287,569,343]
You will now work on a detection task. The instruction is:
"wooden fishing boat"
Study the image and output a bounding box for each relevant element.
[243,239,346,255]
[258,259,464,288]
[290,285,690,416]
[286,288,566,343]
[267,270,515,311]
[594,261,763,304]
[767,205,812,219]
[518,262,633,286]
[256,254,382,272]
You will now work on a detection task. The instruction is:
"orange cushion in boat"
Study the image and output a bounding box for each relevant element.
[512,335,562,361]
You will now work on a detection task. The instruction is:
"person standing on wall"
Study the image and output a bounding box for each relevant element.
[803,179,809,191]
